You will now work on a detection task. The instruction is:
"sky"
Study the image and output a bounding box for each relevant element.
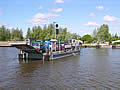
[0,0,120,37]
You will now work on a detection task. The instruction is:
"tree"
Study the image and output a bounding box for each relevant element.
[26,28,31,38]
[57,27,68,41]
[92,24,111,42]
[1,26,6,41]
[0,27,3,41]
[81,34,93,43]
[65,32,72,43]
[0,26,11,41]
[0,24,78,42]
[5,29,11,41]
[97,24,111,42]
[71,33,81,40]
[11,28,24,41]
[92,29,98,42]
[19,29,24,40]
[111,33,119,41]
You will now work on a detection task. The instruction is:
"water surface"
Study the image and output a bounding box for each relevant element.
[0,47,120,89]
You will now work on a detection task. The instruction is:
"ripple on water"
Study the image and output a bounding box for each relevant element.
[0,48,120,89]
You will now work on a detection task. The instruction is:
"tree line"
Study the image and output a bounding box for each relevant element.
[0,24,80,42]
[26,24,80,42]
[0,26,24,41]
[0,24,120,43]
[81,24,120,43]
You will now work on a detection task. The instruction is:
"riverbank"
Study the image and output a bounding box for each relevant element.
[0,41,26,47]
[80,44,112,48]
[0,41,115,49]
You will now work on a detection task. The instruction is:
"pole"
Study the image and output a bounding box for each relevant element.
[55,28,56,52]
[51,42,53,60]
[59,38,60,53]
[53,22,56,52]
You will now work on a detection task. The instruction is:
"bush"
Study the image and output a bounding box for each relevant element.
[113,42,120,45]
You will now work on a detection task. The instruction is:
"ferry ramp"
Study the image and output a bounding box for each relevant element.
[11,44,42,54]
[9,43,43,60]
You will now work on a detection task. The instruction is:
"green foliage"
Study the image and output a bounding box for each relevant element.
[71,33,81,40]
[92,29,98,42]
[0,26,6,41]
[113,42,120,45]
[97,24,111,41]
[92,24,111,42]
[11,28,24,41]
[26,28,31,38]
[0,26,24,41]
[111,33,119,41]
[26,24,81,42]
[0,24,82,41]
[81,34,93,43]
[92,24,120,43]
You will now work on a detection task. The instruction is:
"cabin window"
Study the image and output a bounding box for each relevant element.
[32,43,35,46]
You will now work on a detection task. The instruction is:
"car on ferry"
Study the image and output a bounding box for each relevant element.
[31,40,46,53]
[26,38,46,53]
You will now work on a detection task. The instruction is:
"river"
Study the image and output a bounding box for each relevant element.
[0,47,120,89]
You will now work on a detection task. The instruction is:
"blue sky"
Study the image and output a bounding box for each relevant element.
[0,0,120,37]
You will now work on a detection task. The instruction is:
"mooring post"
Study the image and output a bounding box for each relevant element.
[26,53,28,60]
[42,54,45,63]
[19,49,21,54]
[49,50,53,60]
[23,52,25,59]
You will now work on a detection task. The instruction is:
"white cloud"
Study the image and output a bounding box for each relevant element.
[96,6,104,10]
[103,15,120,23]
[0,22,8,26]
[56,0,64,3]
[38,6,43,10]
[84,22,100,27]
[29,13,60,25]
[50,8,63,13]
[89,13,96,17]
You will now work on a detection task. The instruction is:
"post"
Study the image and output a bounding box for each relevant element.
[43,55,44,61]
[19,49,21,54]
[59,39,60,53]
[75,43,77,51]
[59,38,61,53]
[50,42,53,60]
[23,52,25,59]
[26,53,28,60]
[53,22,56,52]
[55,31,56,52]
